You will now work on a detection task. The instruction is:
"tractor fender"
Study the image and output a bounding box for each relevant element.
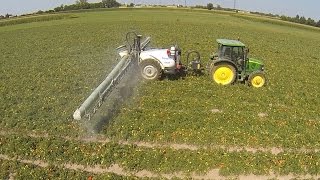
[140,49,176,71]
[139,55,165,70]
[212,60,238,72]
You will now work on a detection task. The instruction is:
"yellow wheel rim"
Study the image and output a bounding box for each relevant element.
[213,67,234,85]
[251,75,265,88]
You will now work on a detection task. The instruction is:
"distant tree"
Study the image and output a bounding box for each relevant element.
[54,4,64,12]
[102,0,121,8]
[89,2,104,9]
[128,3,135,7]
[217,4,222,10]
[299,16,306,24]
[194,5,206,9]
[306,17,315,26]
[64,4,78,11]
[294,14,300,22]
[37,10,44,14]
[46,10,55,13]
[0,15,4,19]
[5,13,12,18]
[207,3,213,10]
[280,15,289,21]
[317,20,320,27]
[76,0,88,4]
[76,0,90,9]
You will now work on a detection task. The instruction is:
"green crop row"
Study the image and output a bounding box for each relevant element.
[0,158,149,180]
[1,9,319,138]
[0,13,127,136]
[104,75,320,149]
[0,158,91,180]
[1,9,320,177]
[98,9,320,149]
[1,134,320,176]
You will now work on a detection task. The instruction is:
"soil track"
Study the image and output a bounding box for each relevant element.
[1,130,320,179]
[1,130,319,155]
[1,154,319,180]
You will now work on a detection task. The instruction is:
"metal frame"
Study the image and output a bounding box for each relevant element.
[73,34,150,120]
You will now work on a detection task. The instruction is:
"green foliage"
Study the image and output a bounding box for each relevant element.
[0,158,140,179]
[207,3,214,10]
[94,9,320,150]
[1,134,320,176]
[102,0,121,8]
[229,13,320,32]
[52,0,121,12]
[76,0,88,4]
[75,0,91,9]
[279,14,319,28]
[55,2,103,12]
[1,9,320,178]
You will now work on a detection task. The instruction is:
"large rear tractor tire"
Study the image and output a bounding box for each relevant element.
[248,71,266,88]
[139,59,162,81]
[211,63,236,85]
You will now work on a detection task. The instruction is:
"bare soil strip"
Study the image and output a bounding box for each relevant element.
[1,154,320,180]
[1,130,319,155]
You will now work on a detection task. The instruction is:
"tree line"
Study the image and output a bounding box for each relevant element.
[0,0,121,19]
[206,3,320,28]
[250,11,320,28]
[281,15,320,27]
[51,0,121,13]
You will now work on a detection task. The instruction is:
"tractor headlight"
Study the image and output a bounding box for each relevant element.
[260,65,265,71]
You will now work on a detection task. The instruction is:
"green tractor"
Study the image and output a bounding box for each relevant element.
[208,39,266,88]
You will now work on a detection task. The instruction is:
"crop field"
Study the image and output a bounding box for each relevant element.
[1,8,320,179]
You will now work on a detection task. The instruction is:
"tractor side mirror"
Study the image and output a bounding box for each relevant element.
[244,48,250,59]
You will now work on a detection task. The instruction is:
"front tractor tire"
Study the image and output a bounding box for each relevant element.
[139,59,162,81]
[248,71,266,88]
[211,63,236,85]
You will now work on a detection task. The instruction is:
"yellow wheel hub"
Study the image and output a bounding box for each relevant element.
[251,76,265,88]
[213,67,234,85]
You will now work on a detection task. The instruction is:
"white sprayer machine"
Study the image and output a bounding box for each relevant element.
[73,32,202,120]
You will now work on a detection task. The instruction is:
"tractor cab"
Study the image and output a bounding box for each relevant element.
[218,44,244,61]
[209,39,266,88]
[215,39,246,70]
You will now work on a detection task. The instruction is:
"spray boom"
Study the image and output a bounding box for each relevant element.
[73,33,150,120]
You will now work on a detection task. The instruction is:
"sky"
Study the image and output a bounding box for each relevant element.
[0,0,319,21]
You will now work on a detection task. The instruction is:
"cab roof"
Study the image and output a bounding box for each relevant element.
[216,39,245,47]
